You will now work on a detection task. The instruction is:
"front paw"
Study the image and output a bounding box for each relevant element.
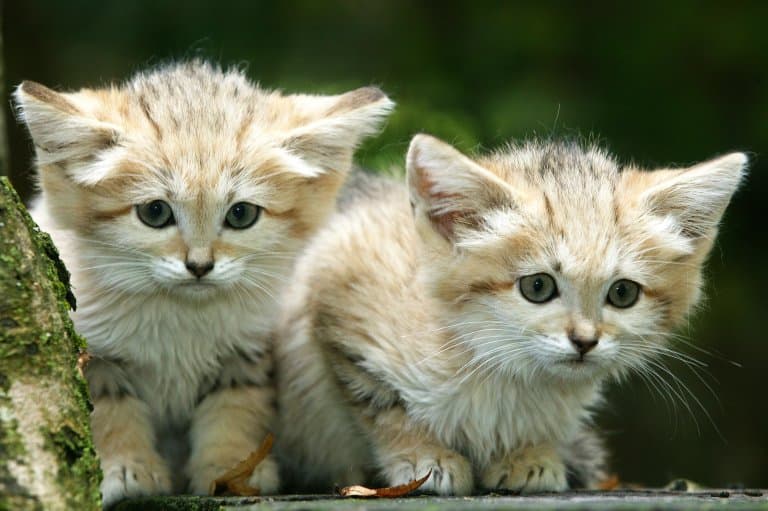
[100,456,172,508]
[188,455,280,495]
[482,444,567,493]
[383,449,473,496]
[245,455,280,494]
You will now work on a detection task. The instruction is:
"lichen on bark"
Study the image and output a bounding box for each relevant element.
[0,177,101,511]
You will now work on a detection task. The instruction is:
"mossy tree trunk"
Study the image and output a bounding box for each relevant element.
[0,8,9,178]
[0,178,101,510]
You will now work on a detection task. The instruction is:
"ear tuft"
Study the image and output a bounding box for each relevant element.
[326,86,387,115]
[638,152,747,242]
[14,81,121,173]
[19,81,80,114]
[407,134,514,241]
[282,86,394,173]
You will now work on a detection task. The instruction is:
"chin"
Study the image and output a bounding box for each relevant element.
[548,357,612,381]
[172,281,227,301]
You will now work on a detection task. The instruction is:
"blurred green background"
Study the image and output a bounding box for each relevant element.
[4,0,766,489]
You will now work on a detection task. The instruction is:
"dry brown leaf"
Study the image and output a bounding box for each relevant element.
[337,470,432,498]
[77,350,92,378]
[226,478,262,497]
[208,432,274,496]
[597,474,621,490]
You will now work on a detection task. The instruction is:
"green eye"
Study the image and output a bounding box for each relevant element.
[136,200,174,228]
[519,273,558,304]
[225,202,261,229]
[607,279,641,308]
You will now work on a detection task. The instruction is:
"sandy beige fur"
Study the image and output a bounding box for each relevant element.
[14,61,393,506]
[276,134,746,494]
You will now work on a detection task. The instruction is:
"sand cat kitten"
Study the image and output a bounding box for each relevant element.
[14,61,393,506]
[276,134,746,494]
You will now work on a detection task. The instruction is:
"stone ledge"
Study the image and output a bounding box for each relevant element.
[114,489,768,511]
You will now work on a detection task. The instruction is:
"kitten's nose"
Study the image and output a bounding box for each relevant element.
[185,260,214,278]
[186,246,214,278]
[569,334,598,355]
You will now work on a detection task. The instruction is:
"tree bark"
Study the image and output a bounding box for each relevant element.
[0,7,9,177]
[0,177,101,510]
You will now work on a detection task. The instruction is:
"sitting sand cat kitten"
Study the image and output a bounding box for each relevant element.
[14,61,392,506]
[276,134,746,494]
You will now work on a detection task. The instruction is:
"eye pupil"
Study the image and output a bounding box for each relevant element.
[607,279,640,308]
[225,202,261,229]
[519,273,557,304]
[149,202,163,217]
[136,200,174,228]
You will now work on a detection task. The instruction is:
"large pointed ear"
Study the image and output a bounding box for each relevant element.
[407,134,517,242]
[281,86,394,174]
[633,153,747,245]
[14,81,121,178]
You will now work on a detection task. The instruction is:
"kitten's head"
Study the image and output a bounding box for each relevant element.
[15,61,393,302]
[407,134,746,384]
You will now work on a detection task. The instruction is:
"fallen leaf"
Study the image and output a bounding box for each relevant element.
[597,474,620,490]
[209,432,274,496]
[76,350,92,378]
[337,470,432,498]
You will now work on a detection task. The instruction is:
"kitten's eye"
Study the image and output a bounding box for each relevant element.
[607,279,641,308]
[225,202,261,229]
[519,273,558,303]
[136,200,174,228]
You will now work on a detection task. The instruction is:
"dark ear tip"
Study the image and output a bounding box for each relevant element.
[18,80,48,98]
[352,86,387,103]
[16,81,79,114]
[329,86,392,114]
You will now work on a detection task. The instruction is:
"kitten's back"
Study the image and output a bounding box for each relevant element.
[276,172,420,490]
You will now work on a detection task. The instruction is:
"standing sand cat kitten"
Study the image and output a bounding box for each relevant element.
[14,61,393,506]
[276,134,746,494]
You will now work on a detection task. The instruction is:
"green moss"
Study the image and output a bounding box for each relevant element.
[113,496,234,511]
[0,415,25,460]
[45,421,101,509]
[0,495,43,511]
[0,177,101,509]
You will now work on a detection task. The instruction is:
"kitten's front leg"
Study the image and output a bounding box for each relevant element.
[91,396,172,507]
[367,407,473,496]
[481,443,567,493]
[186,350,279,495]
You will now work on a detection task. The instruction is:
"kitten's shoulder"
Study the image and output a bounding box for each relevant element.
[286,169,415,311]
[336,167,405,210]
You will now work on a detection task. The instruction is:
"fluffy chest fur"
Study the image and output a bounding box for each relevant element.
[73,285,275,424]
[406,366,600,466]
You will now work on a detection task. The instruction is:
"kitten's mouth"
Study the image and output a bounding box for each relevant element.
[562,355,593,366]
[177,280,219,291]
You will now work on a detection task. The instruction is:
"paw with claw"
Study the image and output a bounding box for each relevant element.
[100,455,172,508]
[482,444,567,493]
[382,447,473,496]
